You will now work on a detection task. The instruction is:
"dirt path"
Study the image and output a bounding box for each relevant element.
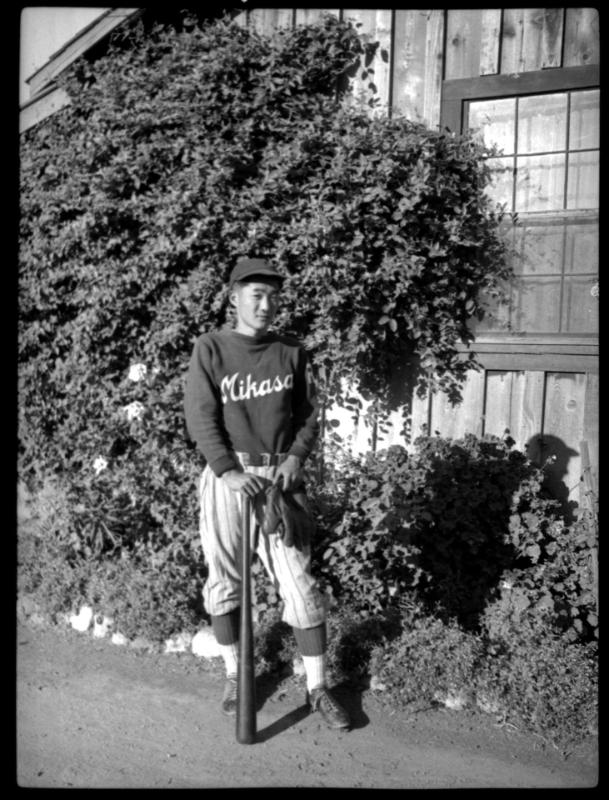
[16,620,597,789]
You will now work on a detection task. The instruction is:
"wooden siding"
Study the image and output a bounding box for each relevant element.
[331,366,596,508]
[342,9,393,113]
[241,8,599,124]
[444,7,598,79]
[563,7,600,67]
[392,10,444,126]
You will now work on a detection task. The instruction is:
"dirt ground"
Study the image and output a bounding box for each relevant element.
[16,618,598,790]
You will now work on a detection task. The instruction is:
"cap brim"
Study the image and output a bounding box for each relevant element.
[233,270,284,284]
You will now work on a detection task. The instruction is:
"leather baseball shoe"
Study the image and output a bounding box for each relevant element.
[222,675,238,716]
[307,686,350,730]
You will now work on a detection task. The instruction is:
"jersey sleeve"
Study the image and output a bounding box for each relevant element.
[183,336,239,476]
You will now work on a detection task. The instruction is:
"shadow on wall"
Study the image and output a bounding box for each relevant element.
[525,434,579,525]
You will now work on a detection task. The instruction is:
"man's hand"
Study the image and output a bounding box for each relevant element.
[221,469,268,498]
[273,454,302,492]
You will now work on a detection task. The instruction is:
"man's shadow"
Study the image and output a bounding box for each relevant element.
[525,433,579,524]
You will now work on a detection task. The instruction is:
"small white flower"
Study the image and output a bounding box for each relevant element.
[92,614,114,639]
[127,363,147,382]
[590,282,599,298]
[291,657,306,677]
[191,627,223,659]
[69,605,94,632]
[500,579,513,591]
[124,401,145,421]
[164,631,193,654]
[370,675,387,692]
[93,456,108,475]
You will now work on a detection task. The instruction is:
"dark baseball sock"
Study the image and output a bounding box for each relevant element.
[292,622,327,656]
[211,608,240,645]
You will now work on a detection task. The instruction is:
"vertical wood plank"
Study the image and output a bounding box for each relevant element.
[582,372,599,493]
[500,8,525,73]
[375,408,404,450]
[483,370,545,452]
[483,371,514,439]
[521,9,548,72]
[503,8,575,73]
[295,9,339,26]
[540,8,565,68]
[508,371,546,453]
[564,8,600,67]
[411,386,432,442]
[479,9,502,75]
[392,9,444,128]
[445,9,483,80]
[429,369,485,439]
[542,372,587,508]
[374,385,432,452]
[342,8,392,114]
[249,8,294,34]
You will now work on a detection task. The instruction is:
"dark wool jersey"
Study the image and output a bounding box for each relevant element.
[184,328,319,476]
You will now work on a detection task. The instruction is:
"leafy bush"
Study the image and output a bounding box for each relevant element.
[474,617,598,751]
[368,603,484,710]
[19,10,509,496]
[368,604,597,751]
[320,435,597,643]
[18,476,205,640]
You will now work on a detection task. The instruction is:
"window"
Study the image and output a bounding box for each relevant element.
[441,66,599,352]
[468,88,598,336]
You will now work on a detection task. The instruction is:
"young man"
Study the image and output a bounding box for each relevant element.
[184,256,350,731]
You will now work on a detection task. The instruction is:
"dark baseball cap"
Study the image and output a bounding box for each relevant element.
[229,257,285,287]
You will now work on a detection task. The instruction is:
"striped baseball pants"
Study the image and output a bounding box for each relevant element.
[198,462,327,629]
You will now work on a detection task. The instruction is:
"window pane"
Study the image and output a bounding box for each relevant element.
[477,285,512,332]
[561,276,599,333]
[516,154,566,212]
[569,90,600,150]
[515,223,565,275]
[565,218,599,274]
[567,151,599,209]
[468,98,516,153]
[486,156,514,208]
[512,276,562,332]
[518,94,568,154]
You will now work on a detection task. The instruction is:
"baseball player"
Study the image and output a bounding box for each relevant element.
[184,256,350,731]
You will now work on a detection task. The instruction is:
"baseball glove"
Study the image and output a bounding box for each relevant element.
[260,483,315,550]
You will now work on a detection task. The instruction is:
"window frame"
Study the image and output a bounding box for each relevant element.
[441,65,599,370]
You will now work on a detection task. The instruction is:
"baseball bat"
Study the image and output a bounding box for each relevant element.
[236,494,256,744]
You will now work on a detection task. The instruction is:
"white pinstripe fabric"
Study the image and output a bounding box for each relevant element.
[198,464,326,629]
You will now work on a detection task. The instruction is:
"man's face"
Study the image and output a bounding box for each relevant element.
[231,279,281,336]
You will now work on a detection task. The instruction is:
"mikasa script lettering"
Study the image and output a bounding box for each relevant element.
[221,371,294,403]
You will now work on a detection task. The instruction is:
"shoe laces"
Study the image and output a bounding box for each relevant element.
[311,687,341,713]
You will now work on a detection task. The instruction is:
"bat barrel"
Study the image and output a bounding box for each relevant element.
[236,495,256,744]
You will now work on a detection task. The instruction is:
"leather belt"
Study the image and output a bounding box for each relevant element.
[235,452,288,467]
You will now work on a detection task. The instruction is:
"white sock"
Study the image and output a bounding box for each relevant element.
[302,654,326,693]
[219,642,239,678]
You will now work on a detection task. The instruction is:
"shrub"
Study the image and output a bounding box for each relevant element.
[18,475,205,639]
[475,617,598,751]
[368,600,484,710]
[320,435,596,643]
[19,12,509,575]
